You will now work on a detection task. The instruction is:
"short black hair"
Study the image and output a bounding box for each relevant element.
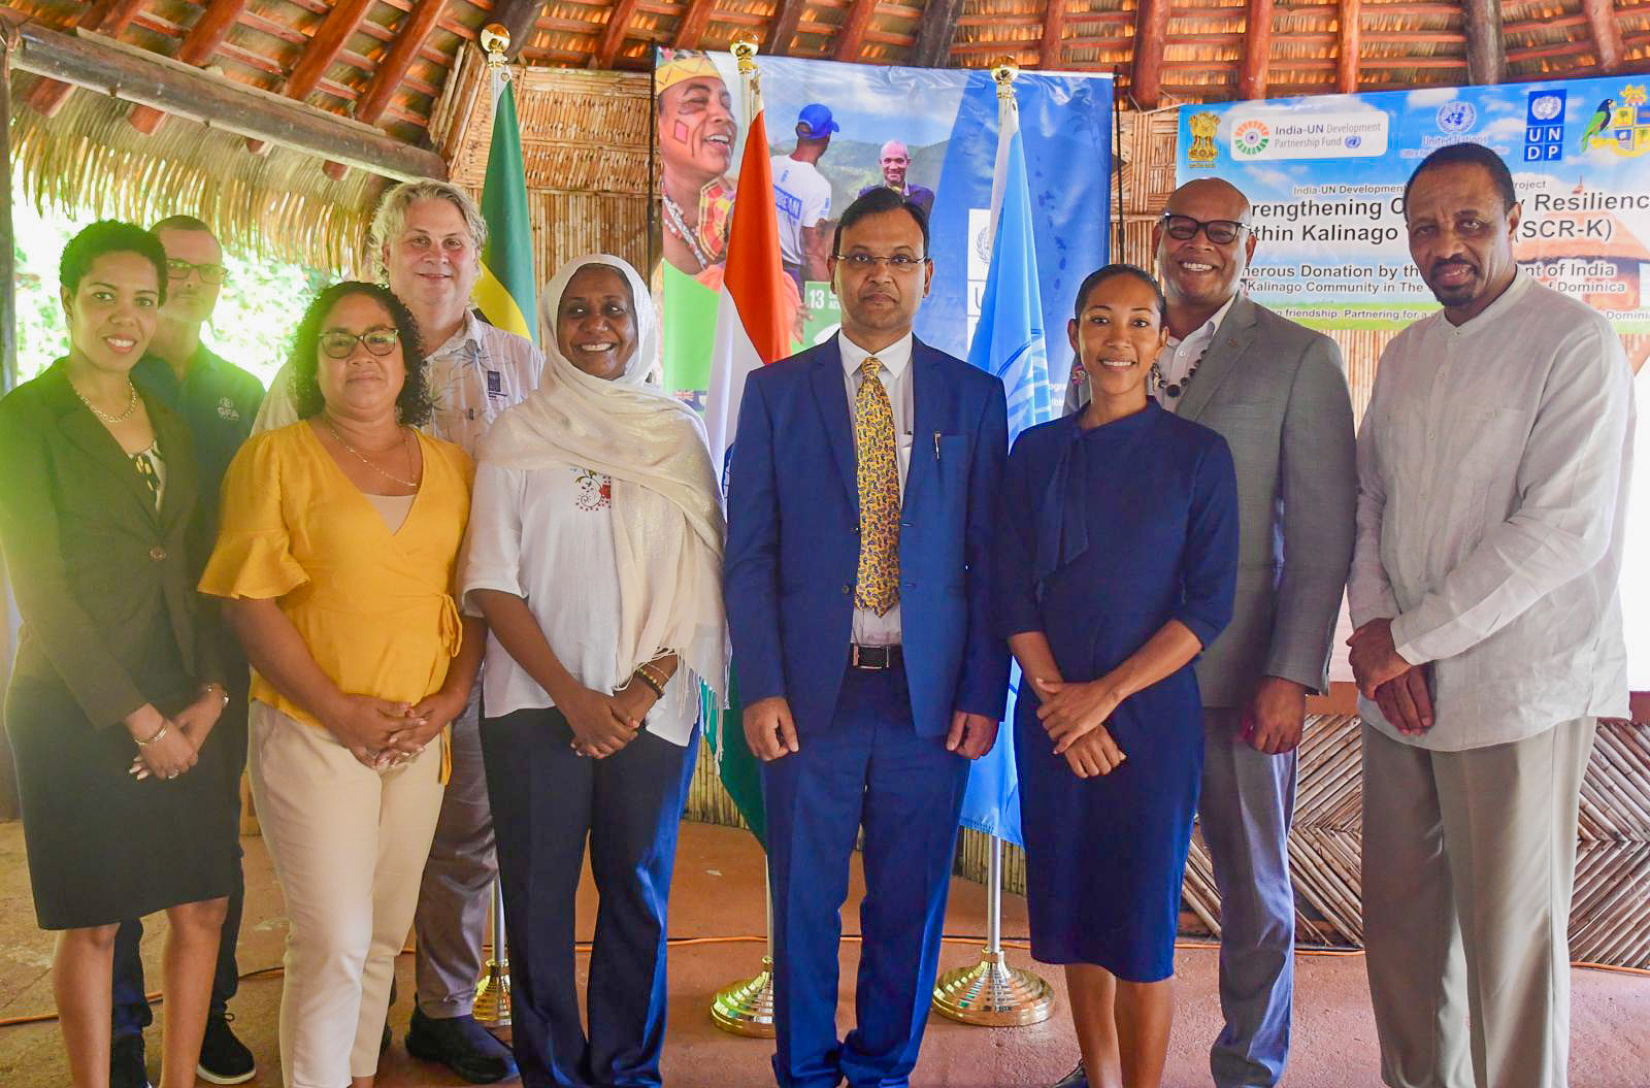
[150,214,215,237]
[832,186,930,257]
[1072,263,1166,320]
[59,220,169,305]
[288,282,432,427]
[1402,142,1518,215]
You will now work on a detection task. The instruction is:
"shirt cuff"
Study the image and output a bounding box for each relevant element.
[1389,613,1429,667]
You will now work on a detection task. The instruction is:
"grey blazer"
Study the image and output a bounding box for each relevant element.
[1072,296,1357,706]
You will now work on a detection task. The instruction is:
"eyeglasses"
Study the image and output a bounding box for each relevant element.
[1160,214,1249,245]
[166,258,228,284]
[832,253,930,271]
[318,328,400,359]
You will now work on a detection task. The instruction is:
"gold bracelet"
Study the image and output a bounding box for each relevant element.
[637,662,670,691]
[134,720,171,749]
[632,669,666,699]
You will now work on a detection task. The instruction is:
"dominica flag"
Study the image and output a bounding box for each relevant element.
[474,70,537,343]
[702,62,790,848]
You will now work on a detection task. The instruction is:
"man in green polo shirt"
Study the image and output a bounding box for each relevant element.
[113,215,264,1088]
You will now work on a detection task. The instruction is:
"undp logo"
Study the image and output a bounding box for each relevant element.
[1233,119,1271,157]
[1437,101,1477,134]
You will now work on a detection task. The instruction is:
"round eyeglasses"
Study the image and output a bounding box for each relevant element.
[318,329,401,359]
[166,258,228,285]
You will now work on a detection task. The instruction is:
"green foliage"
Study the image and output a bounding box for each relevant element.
[12,195,329,387]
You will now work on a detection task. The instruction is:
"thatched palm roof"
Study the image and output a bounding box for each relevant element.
[5,0,1647,268]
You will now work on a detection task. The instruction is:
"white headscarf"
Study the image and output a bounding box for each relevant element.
[479,254,728,713]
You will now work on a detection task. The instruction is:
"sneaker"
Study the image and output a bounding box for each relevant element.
[404,1008,518,1084]
[111,1034,151,1088]
[196,1012,256,1085]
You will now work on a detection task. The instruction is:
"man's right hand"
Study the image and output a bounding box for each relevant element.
[744,696,799,761]
[1374,665,1435,736]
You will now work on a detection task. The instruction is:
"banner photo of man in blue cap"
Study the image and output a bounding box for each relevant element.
[771,103,839,292]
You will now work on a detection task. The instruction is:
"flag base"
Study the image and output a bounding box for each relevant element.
[710,955,777,1037]
[473,955,512,1027]
[931,948,1054,1026]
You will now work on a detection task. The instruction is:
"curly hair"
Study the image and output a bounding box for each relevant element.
[59,220,169,305]
[287,282,432,427]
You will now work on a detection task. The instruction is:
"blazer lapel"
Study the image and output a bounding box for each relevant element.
[151,397,196,536]
[1175,296,1258,422]
[905,340,948,504]
[47,369,161,525]
[808,340,859,511]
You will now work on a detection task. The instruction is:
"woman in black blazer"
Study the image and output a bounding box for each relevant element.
[0,222,237,1088]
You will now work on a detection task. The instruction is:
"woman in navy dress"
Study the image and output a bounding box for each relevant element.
[994,264,1238,1088]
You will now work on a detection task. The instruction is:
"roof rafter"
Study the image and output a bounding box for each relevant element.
[489,0,546,60]
[767,0,809,56]
[910,0,963,68]
[595,0,643,67]
[357,0,450,125]
[1582,0,1626,74]
[1336,0,1360,94]
[833,0,878,62]
[1039,0,1067,69]
[672,0,717,49]
[1238,0,1274,99]
[1130,0,1170,108]
[128,0,251,135]
[1463,0,1505,84]
[285,0,377,103]
[25,0,150,118]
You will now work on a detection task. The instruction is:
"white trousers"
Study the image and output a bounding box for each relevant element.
[248,701,444,1088]
[1362,718,1596,1088]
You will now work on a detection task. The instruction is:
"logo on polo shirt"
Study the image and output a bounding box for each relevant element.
[487,370,503,397]
[217,397,241,421]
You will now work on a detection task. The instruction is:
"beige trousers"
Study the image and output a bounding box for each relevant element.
[248,701,445,1088]
[1361,718,1596,1088]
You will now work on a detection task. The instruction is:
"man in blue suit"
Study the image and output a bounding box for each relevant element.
[725,187,1010,1088]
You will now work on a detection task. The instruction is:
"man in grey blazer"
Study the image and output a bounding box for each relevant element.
[1066,178,1356,1088]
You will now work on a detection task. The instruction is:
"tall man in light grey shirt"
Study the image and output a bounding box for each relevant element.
[1348,143,1634,1088]
[1066,178,1357,1088]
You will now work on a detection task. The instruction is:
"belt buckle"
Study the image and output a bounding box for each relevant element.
[851,644,890,670]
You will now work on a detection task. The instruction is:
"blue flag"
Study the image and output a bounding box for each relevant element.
[958,115,1051,849]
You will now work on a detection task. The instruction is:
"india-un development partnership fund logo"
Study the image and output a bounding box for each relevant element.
[1232,119,1271,157]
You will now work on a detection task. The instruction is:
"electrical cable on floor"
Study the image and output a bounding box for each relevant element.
[1,937,1642,1030]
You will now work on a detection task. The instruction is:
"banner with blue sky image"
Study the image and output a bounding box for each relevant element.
[1178,76,1650,333]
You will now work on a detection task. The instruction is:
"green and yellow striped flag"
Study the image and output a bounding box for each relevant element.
[474,74,537,343]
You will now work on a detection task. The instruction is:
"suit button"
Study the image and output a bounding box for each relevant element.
[149,545,167,562]
[842,585,851,595]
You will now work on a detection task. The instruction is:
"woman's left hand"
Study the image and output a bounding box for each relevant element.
[574,681,655,757]
[1035,678,1123,754]
[173,686,226,750]
[381,692,464,762]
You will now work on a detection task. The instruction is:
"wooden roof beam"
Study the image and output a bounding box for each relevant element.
[285,0,377,103]
[768,0,810,56]
[491,0,548,61]
[128,0,251,135]
[910,0,963,66]
[1040,0,1068,68]
[672,0,716,49]
[1463,0,1504,84]
[1237,0,1274,99]
[1,10,447,181]
[1337,0,1360,94]
[1130,0,1170,108]
[1583,0,1626,74]
[25,0,149,117]
[595,0,643,66]
[356,0,449,125]
[834,0,877,61]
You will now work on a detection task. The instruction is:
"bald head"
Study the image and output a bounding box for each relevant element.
[1167,178,1252,222]
[880,141,911,189]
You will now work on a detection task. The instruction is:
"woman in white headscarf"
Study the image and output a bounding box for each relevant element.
[459,253,726,1088]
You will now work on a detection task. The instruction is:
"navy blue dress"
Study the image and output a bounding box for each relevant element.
[994,401,1238,982]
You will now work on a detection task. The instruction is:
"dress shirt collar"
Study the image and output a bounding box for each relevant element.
[1166,292,1239,351]
[1439,270,1533,337]
[839,330,914,380]
[429,310,486,361]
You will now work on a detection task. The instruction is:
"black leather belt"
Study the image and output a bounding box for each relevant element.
[849,644,903,670]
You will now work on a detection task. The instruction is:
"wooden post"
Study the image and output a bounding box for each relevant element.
[833,0,878,62]
[1238,0,1274,100]
[1040,0,1068,69]
[1464,0,1505,85]
[1130,0,1170,109]
[768,0,810,57]
[129,0,251,134]
[1583,0,1626,74]
[673,0,717,50]
[1337,0,1361,94]
[910,0,964,68]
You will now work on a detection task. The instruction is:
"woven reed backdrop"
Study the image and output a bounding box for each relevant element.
[439,73,1650,965]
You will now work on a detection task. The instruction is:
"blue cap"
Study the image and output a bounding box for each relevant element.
[797,103,840,140]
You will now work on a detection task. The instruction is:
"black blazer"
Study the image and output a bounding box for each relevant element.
[0,363,222,728]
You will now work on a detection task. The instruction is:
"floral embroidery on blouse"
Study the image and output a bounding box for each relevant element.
[573,466,612,511]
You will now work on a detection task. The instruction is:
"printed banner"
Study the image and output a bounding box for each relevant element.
[655,49,1112,405]
[1178,77,1650,332]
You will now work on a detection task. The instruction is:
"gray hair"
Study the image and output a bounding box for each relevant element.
[367,179,488,281]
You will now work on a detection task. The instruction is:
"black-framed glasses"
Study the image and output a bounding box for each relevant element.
[318,328,400,359]
[166,258,228,284]
[1160,214,1248,245]
[832,253,930,271]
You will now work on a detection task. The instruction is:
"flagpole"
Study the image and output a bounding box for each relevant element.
[471,20,515,1030]
[708,28,777,1040]
[932,57,1052,1029]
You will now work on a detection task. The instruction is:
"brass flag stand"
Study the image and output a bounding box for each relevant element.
[473,878,512,1027]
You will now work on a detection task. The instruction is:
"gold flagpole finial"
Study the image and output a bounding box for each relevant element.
[991,56,1020,100]
[732,30,761,73]
[480,23,511,67]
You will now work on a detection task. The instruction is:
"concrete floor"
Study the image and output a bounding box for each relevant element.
[0,820,1646,1087]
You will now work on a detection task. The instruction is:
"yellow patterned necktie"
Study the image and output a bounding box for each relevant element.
[854,357,900,614]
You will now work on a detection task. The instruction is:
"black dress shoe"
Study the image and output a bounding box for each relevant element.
[404,1008,519,1084]
[111,1034,152,1088]
[1051,1062,1089,1088]
[197,1012,257,1085]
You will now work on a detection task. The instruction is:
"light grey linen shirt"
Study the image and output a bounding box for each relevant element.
[253,311,544,457]
[1348,272,1635,750]
[839,330,915,648]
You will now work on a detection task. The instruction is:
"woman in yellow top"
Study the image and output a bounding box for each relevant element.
[200,281,482,1088]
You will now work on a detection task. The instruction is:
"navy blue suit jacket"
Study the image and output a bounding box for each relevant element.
[724,335,1010,739]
